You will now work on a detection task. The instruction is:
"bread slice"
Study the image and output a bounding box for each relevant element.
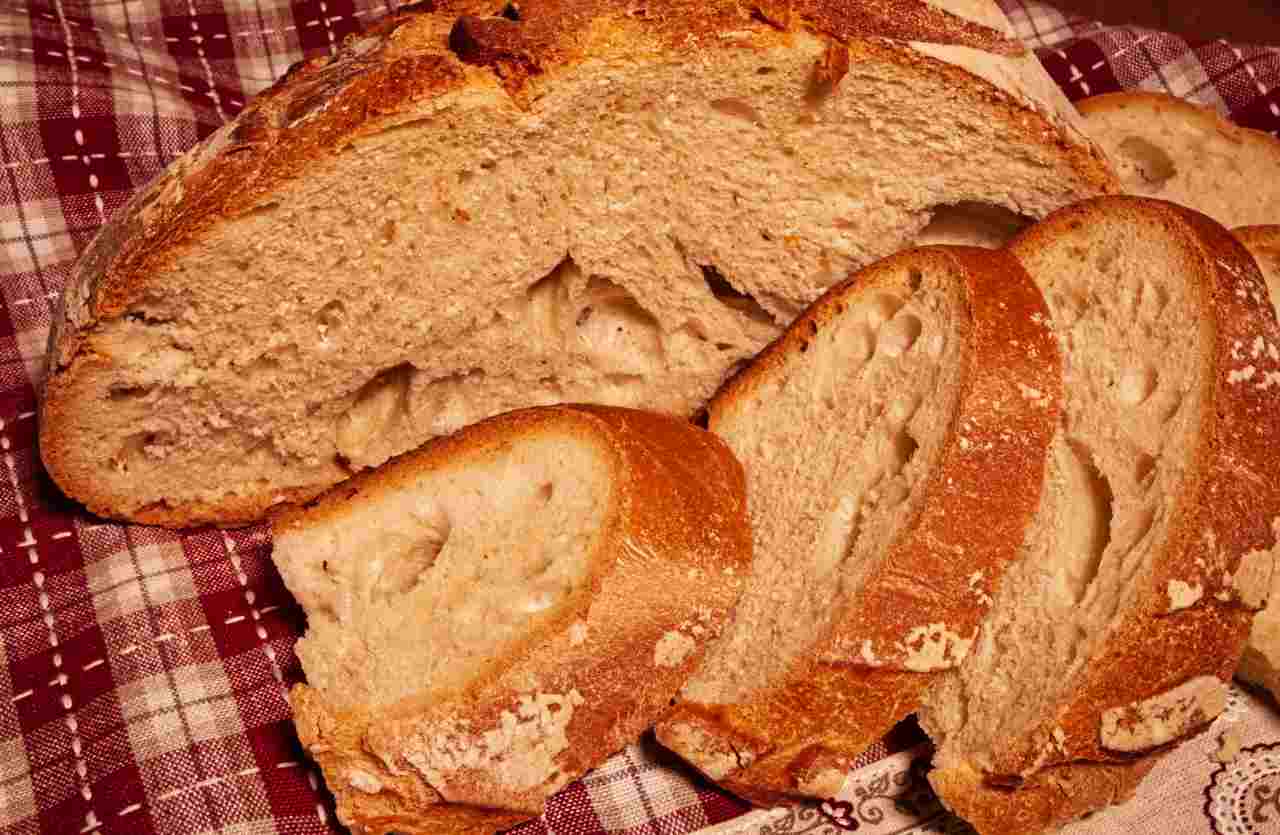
[1079,92,1280,229]
[655,246,1062,803]
[1232,225,1280,703]
[272,404,750,835]
[919,198,1280,835]
[40,0,1116,527]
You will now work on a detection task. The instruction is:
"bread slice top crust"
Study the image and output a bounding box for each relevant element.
[1079,92,1280,229]
[657,246,1060,802]
[41,0,1115,528]
[1235,226,1280,317]
[1232,225,1280,703]
[273,404,751,832]
[921,198,1280,817]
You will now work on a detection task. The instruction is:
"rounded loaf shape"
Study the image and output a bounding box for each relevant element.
[40,0,1114,527]
[272,404,752,835]
[656,245,1063,804]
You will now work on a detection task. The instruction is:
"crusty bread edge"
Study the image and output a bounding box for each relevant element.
[929,755,1156,835]
[659,246,1062,803]
[1078,90,1280,154]
[977,197,1280,780]
[275,404,752,833]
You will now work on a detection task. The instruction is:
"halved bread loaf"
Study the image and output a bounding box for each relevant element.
[1233,225,1280,704]
[919,198,1280,834]
[1079,92,1280,229]
[655,246,1062,803]
[272,405,751,835]
[40,0,1116,527]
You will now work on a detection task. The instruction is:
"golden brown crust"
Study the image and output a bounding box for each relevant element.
[929,756,1155,835]
[659,247,1063,802]
[1077,90,1270,138]
[275,405,752,834]
[982,198,1280,781]
[1234,225,1280,262]
[39,0,1116,528]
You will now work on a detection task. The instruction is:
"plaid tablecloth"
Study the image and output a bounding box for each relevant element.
[2,2,1279,835]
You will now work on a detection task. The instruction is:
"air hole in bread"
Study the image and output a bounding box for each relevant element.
[499,2,520,21]
[108,385,154,402]
[116,431,177,471]
[372,505,451,602]
[1060,441,1114,603]
[572,277,665,371]
[1116,365,1157,405]
[701,265,774,327]
[877,312,922,358]
[709,98,765,126]
[315,300,346,344]
[865,293,904,331]
[915,202,1034,249]
[1116,136,1177,188]
[336,363,413,468]
[1134,452,1157,487]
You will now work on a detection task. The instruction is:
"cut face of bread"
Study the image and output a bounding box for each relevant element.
[920,198,1280,835]
[41,0,1115,527]
[1232,225,1280,703]
[656,246,1061,803]
[1079,92,1280,229]
[274,405,751,835]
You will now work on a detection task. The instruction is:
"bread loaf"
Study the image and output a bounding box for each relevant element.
[656,246,1061,803]
[1079,92,1280,229]
[40,0,1115,527]
[920,198,1280,834]
[273,405,751,835]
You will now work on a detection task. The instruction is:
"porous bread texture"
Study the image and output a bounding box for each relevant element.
[1079,92,1280,229]
[919,198,1280,835]
[40,0,1116,527]
[273,405,752,835]
[1233,225,1280,703]
[657,246,1061,804]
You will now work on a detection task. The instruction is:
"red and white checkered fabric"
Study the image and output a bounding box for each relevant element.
[0,3,1277,835]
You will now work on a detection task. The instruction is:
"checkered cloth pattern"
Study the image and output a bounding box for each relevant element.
[0,2,1277,835]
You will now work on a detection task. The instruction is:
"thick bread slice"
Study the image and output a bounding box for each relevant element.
[40,0,1116,527]
[655,246,1062,804]
[920,198,1280,835]
[1233,225,1280,702]
[1079,92,1280,229]
[272,405,751,835]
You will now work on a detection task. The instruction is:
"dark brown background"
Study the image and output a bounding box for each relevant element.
[1053,1,1280,44]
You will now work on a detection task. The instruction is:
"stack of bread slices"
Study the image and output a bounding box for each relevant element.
[37,2,1280,834]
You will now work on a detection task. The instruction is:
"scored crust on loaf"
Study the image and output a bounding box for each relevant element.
[272,405,751,835]
[1079,92,1280,229]
[655,246,1061,804]
[40,0,1116,527]
[919,198,1280,835]
[1232,225,1280,703]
